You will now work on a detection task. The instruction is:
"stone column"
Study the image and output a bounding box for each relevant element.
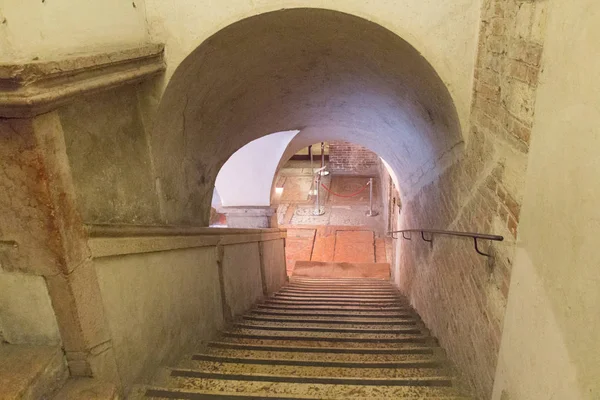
[0,114,120,384]
[0,43,165,391]
[219,206,276,228]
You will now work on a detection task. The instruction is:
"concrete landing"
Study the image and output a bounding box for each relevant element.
[0,344,68,400]
[292,261,390,279]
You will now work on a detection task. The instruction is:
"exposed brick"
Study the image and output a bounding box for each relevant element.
[507,59,539,84]
[396,1,546,398]
[508,39,543,66]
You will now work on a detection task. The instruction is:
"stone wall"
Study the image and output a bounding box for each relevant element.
[88,227,287,391]
[328,142,380,175]
[60,85,163,225]
[395,0,548,398]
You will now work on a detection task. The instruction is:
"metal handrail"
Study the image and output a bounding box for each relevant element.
[388,229,504,257]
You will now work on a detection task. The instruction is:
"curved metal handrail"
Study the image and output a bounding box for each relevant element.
[388,229,504,257]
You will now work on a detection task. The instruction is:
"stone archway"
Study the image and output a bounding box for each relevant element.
[150,8,462,225]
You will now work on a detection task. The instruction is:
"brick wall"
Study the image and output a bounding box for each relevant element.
[395,1,548,398]
[328,141,379,175]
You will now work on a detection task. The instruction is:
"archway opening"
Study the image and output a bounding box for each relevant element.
[150,8,462,226]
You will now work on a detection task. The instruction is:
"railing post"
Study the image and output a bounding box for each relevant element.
[366,177,379,217]
[313,171,325,216]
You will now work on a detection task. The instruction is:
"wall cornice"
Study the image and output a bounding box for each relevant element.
[0,43,165,118]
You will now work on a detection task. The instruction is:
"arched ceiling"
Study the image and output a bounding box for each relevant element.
[151,8,463,224]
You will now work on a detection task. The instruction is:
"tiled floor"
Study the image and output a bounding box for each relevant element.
[273,160,391,275]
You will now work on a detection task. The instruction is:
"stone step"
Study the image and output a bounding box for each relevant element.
[280,289,400,296]
[220,333,434,348]
[284,286,395,292]
[186,359,447,379]
[160,370,459,398]
[264,297,406,304]
[286,283,393,289]
[242,314,419,325]
[270,294,408,304]
[290,277,390,283]
[207,341,438,356]
[258,300,412,311]
[291,262,391,279]
[226,325,425,338]
[232,321,424,334]
[278,289,402,297]
[0,344,68,400]
[203,343,440,363]
[251,308,415,318]
[144,386,470,399]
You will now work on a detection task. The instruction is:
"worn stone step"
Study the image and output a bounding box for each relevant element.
[233,322,424,334]
[277,289,400,296]
[281,286,399,293]
[186,358,448,379]
[169,368,455,387]
[265,297,406,304]
[258,300,412,311]
[242,315,419,326]
[220,333,433,347]
[190,353,444,369]
[286,283,393,289]
[270,294,407,304]
[144,386,469,399]
[251,308,415,318]
[227,325,424,337]
[160,371,459,398]
[257,304,410,313]
[290,278,391,284]
[207,341,437,355]
[203,344,439,363]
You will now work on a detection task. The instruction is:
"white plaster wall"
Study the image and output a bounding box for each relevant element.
[0,0,149,62]
[492,1,600,398]
[215,131,298,207]
[144,0,481,133]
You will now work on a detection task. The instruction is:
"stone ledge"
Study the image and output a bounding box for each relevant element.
[85,223,285,237]
[0,44,165,118]
[87,228,286,258]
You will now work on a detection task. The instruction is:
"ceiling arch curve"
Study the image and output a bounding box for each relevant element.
[151,8,463,224]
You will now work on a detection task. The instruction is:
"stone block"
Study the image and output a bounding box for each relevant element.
[94,246,222,391]
[0,345,68,400]
[220,206,275,228]
[259,239,287,295]
[508,39,543,66]
[221,243,264,318]
[0,270,61,345]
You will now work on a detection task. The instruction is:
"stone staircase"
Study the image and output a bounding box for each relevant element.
[136,278,470,399]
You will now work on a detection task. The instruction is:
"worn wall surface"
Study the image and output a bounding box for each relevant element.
[328,142,380,175]
[221,243,264,319]
[94,246,223,390]
[395,0,548,398]
[0,270,61,345]
[492,1,600,398]
[0,0,148,62]
[144,0,479,134]
[259,239,287,295]
[60,85,162,224]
